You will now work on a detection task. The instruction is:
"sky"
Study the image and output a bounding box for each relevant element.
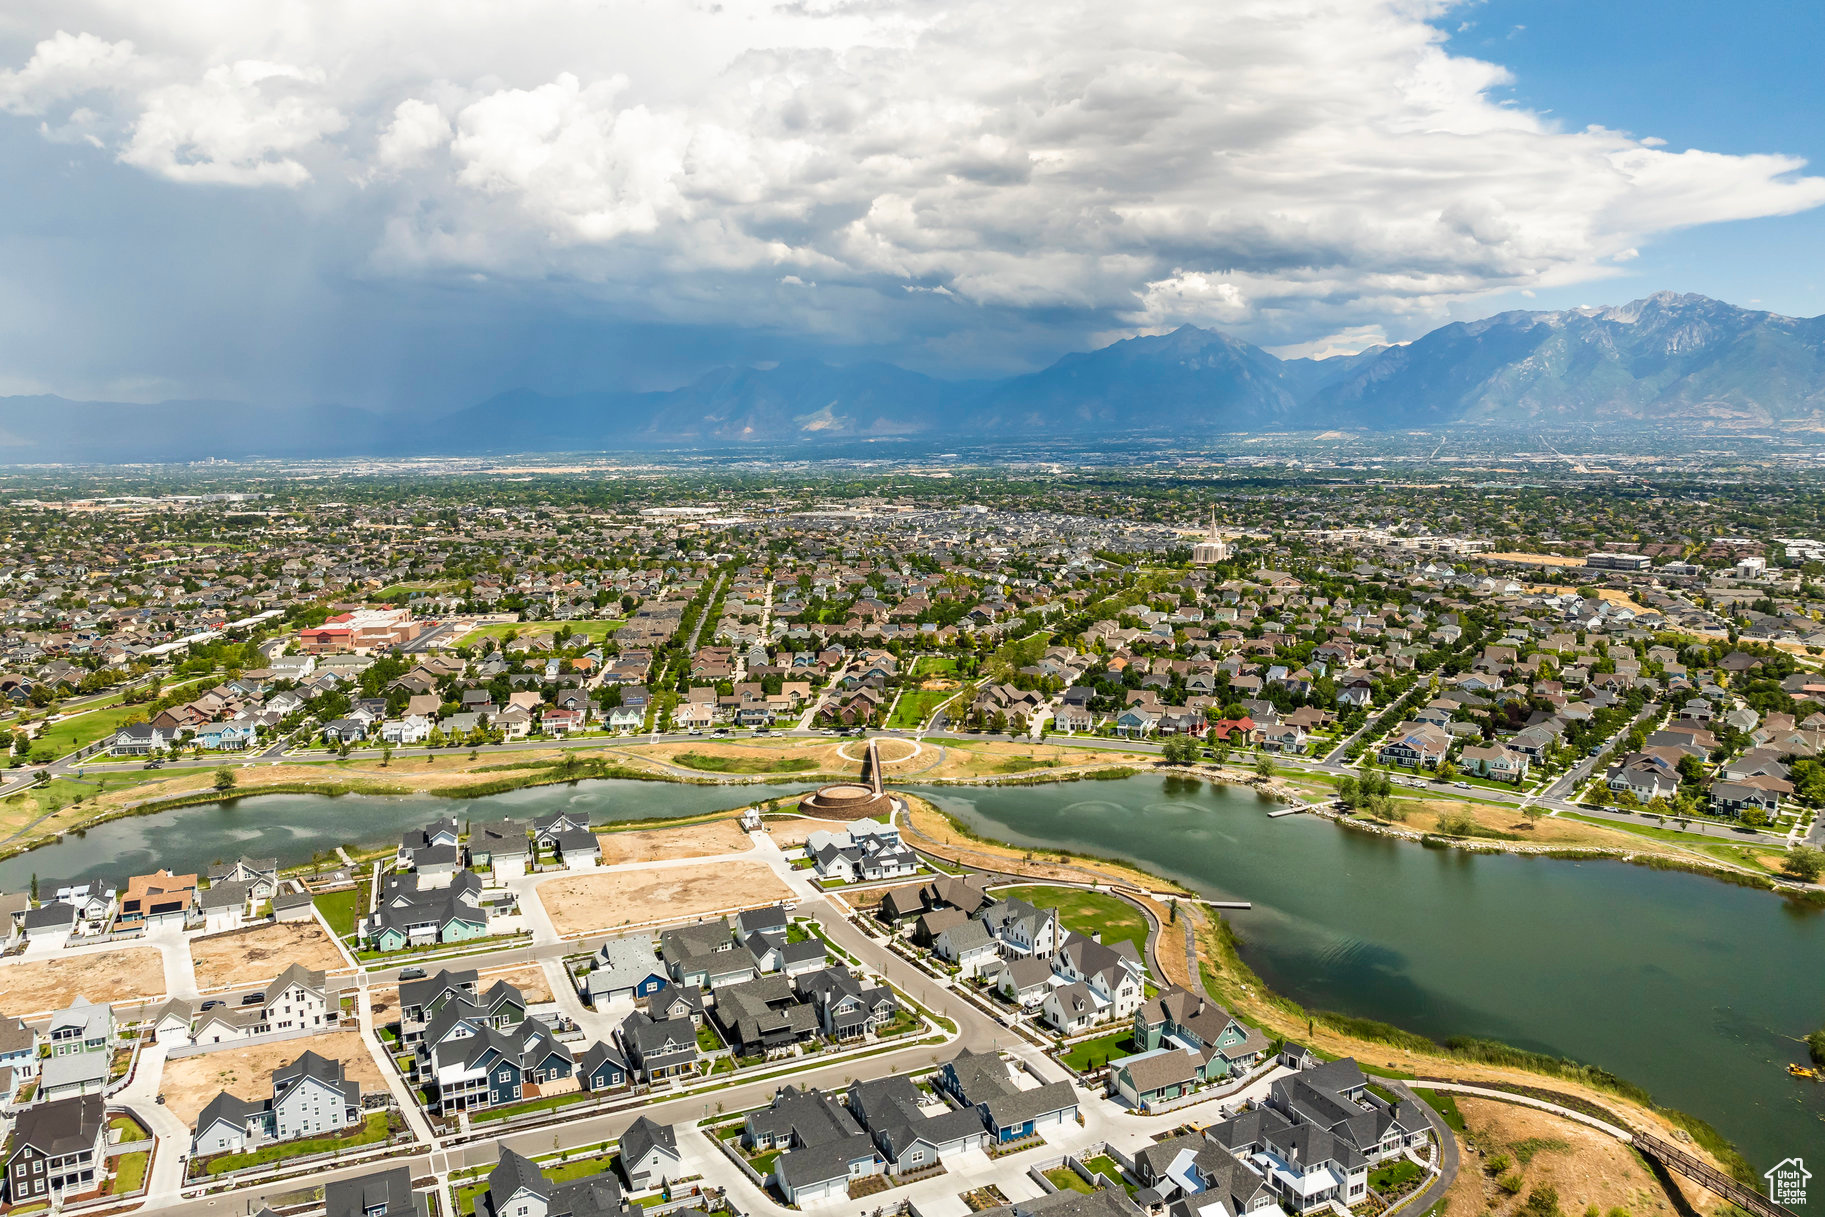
[1,0,1823,409]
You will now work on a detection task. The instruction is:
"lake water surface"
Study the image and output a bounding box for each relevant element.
[0,779,814,890]
[9,771,1820,1167]
[911,774,1825,1171]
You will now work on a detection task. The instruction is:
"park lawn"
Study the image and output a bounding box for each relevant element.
[1060,1027,1139,1072]
[912,656,961,677]
[33,700,160,758]
[313,884,369,938]
[997,883,1150,960]
[1557,812,1789,875]
[462,618,625,644]
[887,688,954,729]
[204,1112,389,1175]
[31,675,215,757]
[1411,1088,1465,1133]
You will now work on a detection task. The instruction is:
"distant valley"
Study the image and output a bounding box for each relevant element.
[6,291,1825,461]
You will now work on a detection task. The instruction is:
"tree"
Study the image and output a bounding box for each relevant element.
[213,766,237,793]
[1520,804,1541,829]
[380,742,395,767]
[1781,845,1823,883]
[1253,753,1275,779]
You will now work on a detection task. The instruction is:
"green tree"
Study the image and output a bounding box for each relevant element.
[1253,753,1275,779]
[213,766,236,793]
[1781,845,1823,883]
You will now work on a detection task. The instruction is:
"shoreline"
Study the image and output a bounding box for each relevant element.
[7,751,1817,907]
[0,749,1767,1182]
[894,789,1761,1185]
[0,755,835,866]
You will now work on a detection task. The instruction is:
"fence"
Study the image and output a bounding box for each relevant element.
[704,1129,765,1187]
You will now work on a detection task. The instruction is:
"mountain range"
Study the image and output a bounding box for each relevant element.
[7,291,1825,462]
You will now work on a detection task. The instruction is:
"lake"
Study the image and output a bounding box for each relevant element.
[11,769,1820,1167]
[912,773,1825,1171]
[0,779,814,890]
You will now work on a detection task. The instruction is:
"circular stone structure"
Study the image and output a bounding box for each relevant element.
[799,782,896,821]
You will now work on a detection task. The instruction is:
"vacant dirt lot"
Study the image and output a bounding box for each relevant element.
[1442,1097,1710,1217]
[597,819,753,865]
[479,964,552,1003]
[0,947,166,1011]
[537,861,791,936]
[158,1030,383,1125]
[764,817,852,848]
[192,921,348,991]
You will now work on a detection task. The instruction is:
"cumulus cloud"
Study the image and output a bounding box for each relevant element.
[0,30,135,115]
[375,98,451,170]
[3,0,1825,352]
[120,60,346,185]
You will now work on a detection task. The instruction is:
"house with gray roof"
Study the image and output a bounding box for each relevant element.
[935,1048,1078,1143]
[618,1117,680,1191]
[325,1167,425,1217]
[586,936,667,1006]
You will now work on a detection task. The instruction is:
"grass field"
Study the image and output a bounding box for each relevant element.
[997,884,1150,959]
[672,751,819,775]
[34,700,159,757]
[375,581,460,600]
[461,618,624,644]
[1558,812,1788,874]
[32,676,214,757]
[887,688,955,729]
[912,656,961,677]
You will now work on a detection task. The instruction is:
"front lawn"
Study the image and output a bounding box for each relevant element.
[201,1112,390,1175]
[997,884,1150,960]
[1369,1159,1422,1194]
[546,1152,622,1183]
[106,1150,150,1196]
[1060,1028,1138,1072]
